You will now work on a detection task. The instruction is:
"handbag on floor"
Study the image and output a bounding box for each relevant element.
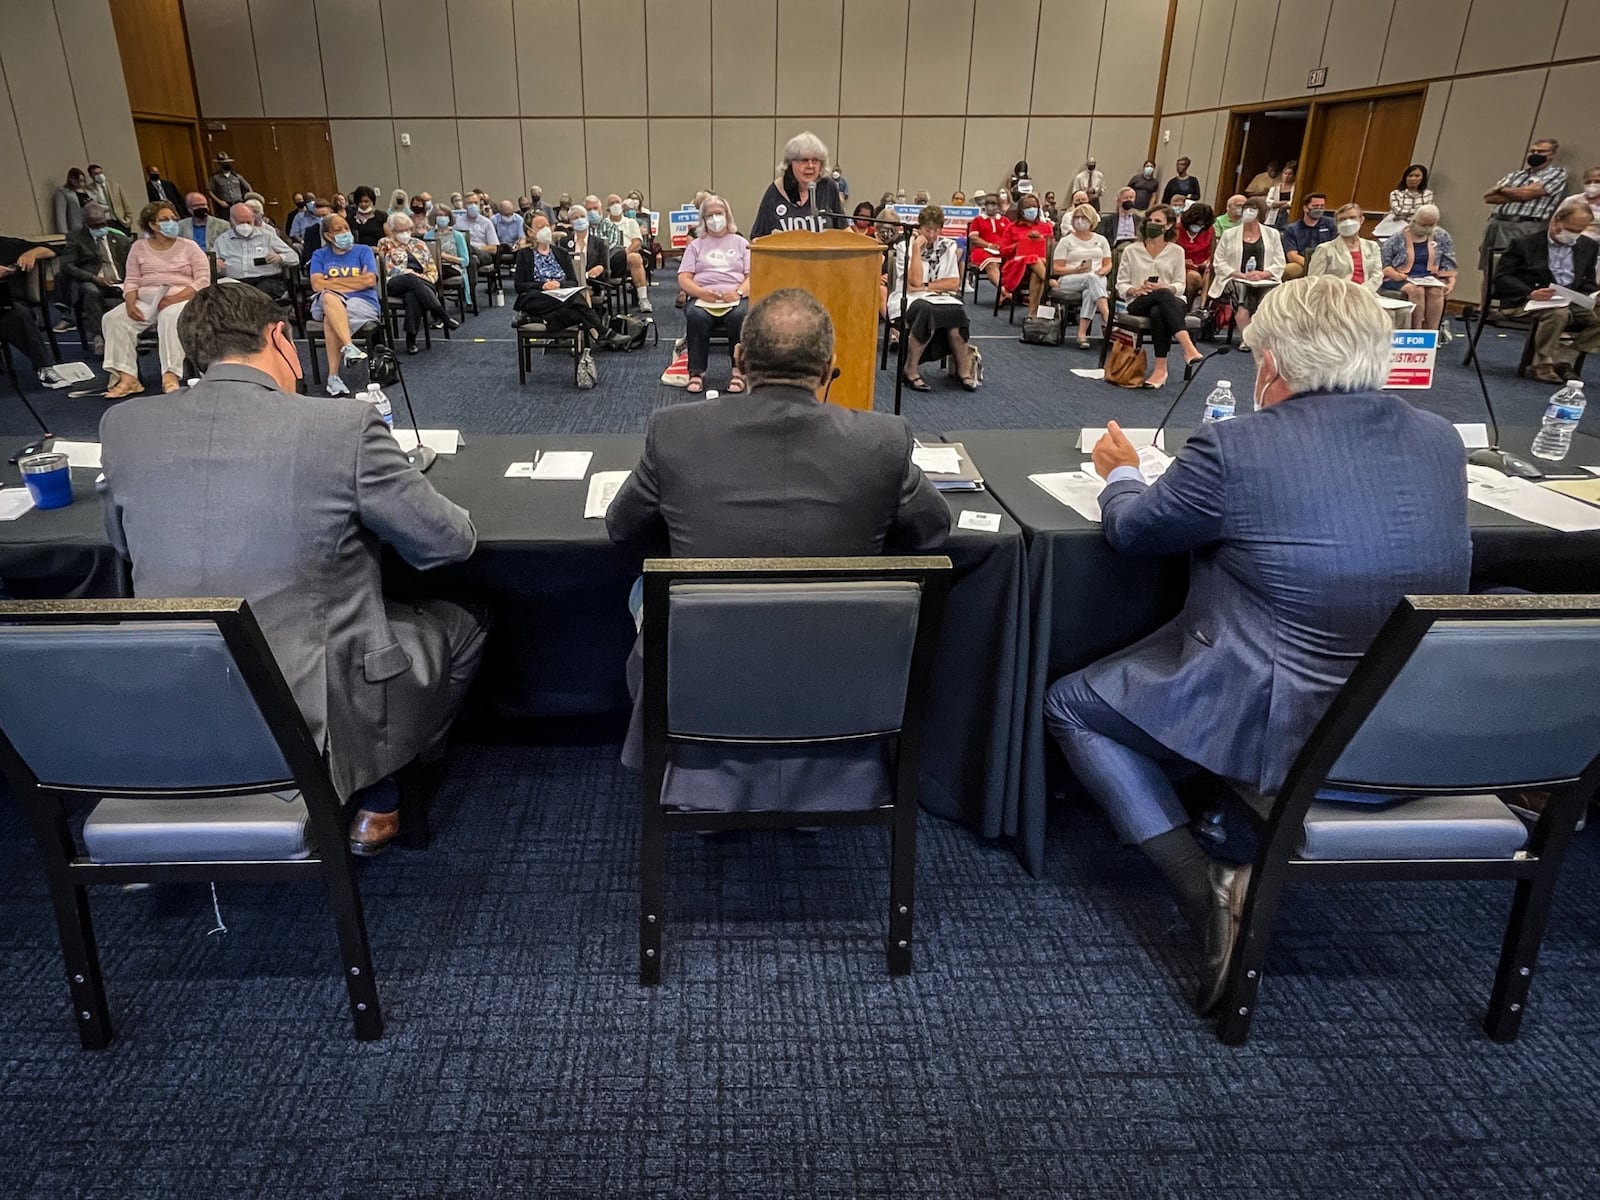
[1020,304,1065,346]
[1103,329,1147,388]
[599,314,651,352]
[660,337,690,387]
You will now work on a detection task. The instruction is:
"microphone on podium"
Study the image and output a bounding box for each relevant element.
[1150,345,1234,448]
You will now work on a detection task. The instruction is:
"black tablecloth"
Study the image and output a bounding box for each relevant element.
[0,435,1031,855]
[946,425,1600,876]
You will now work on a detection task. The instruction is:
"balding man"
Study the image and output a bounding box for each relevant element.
[1214,194,1248,237]
[1494,197,1600,384]
[214,202,299,299]
[602,191,653,312]
[1098,187,1142,248]
[180,191,229,252]
[607,288,949,810]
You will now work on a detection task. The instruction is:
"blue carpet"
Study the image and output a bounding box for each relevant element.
[1,281,1580,443]
[2,743,1600,1197]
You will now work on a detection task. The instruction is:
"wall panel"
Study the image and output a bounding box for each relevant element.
[450,0,519,117]
[1086,117,1151,202]
[1161,0,1201,115]
[393,118,462,195]
[961,117,1030,195]
[316,0,390,118]
[385,0,456,116]
[585,119,650,203]
[580,0,646,116]
[1261,0,1332,104]
[777,0,843,115]
[648,119,712,215]
[1410,81,1452,170]
[1097,0,1167,114]
[185,0,264,118]
[0,56,45,233]
[1186,0,1236,112]
[1218,0,1277,108]
[711,117,777,232]
[966,0,1039,111]
[1378,0,1470,86]
[1555,1,1600,60]
[1317,0,1393,96]
[1033,0,1106,115]
[1,10,90,226]
[645,0,711,117]
[457,118,524,200]
[899,118,960,202]
[904,0,973,116]
[836,118,901,206]
[1536,62,1600,198]
[514,0,583,116]
[111,0,197,118]
[840,0,908,115]
[712,0,777,116]
[521,118,588,204]
[330,118,401,197]
[1024,117,1093,204]
[1456,0,1562,76]
[57,0,144,188]
[251,0,327,118]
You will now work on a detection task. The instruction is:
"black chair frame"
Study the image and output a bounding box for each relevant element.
[0,598,383,1048]
[516,311,584,386]
[1210,595,1600,1047]
[1462,246,1589,378]
[638,557,951,986]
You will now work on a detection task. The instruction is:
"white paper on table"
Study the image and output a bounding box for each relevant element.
[0,488,36,520]
[1582,466,1600,476]
[1070,368,1106,380]
[1466,464,1600,532]
[911,447,963,474]
[956,510,1002,532]
[1080,427,1163,452]
[1077,444,1171,484]
[1372,214,1406,239]
[48,440,102,469]
[584,470,631,518]
[504,462,535,478]
[392,429,463,455]
[1030,471,1107,522]
[531,450,593,480]
[1454,423,1490,450]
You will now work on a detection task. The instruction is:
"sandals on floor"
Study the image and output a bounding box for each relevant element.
[686,374,705,393]
[903,375,932,392]
[727,371,745,393]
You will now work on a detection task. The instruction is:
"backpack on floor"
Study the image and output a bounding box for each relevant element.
[599,314,651,352]
[660,336,690,387]
[1020,303,1065,346]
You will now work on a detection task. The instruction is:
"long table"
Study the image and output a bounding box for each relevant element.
[946,426,1600,875]
[0,435,1032,854]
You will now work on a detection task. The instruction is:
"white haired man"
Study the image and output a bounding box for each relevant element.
[1494,197,1600,384]
[214,202,299,300]
[750,131,848,237]
[1046,275,1471,1015]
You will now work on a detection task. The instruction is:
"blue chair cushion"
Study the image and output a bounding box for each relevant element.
[1298,793,1529,861]
[83,792,311,863]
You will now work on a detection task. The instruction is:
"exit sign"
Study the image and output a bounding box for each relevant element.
[1307,66,1328,88]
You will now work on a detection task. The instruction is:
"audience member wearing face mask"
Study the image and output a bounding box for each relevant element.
[1379,203,1456,332]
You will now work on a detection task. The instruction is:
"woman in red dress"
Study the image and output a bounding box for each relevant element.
[1000,193,1055,315]
[1175,202,1215,304]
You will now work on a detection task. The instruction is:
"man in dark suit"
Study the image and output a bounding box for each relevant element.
[607,288,950,810]
[1096,187,1143,247]
[145,165,183,209]
[99,284,488,856]
[1493,197,1600,384]
[60,202,132,356]
[1047,276,1471,1013]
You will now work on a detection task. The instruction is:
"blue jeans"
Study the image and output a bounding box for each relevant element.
[1044,669,1198,844]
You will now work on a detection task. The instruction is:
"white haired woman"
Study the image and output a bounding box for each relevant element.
[750,131,848,238]
[1380,203,1456,330]
[677,195,750,394]
[376,211,458,353]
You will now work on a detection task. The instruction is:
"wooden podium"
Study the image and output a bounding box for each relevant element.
[748,229,883,410]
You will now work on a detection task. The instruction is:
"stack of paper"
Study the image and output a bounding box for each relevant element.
[504,450,594,480]
[1079,428,1163,452]
[1466,465,1600,532]
[48,440,102,468]
[585,470,631,518]
[911,442,985,492]
[1029,472,1108,522]
[0,488,36,521]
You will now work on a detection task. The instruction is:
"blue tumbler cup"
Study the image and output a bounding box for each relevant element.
[18,453,73,510]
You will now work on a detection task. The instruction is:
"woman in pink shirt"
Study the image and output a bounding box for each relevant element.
[103,200,211,396]
[676,195,750,394]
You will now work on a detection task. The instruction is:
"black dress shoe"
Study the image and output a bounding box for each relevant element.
[444,316,461,331]
[1195,861,1251,1016]
[406,337,418,354]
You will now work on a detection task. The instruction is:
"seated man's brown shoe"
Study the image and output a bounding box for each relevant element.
[349,809,401,856]
[1529,363,1565,385]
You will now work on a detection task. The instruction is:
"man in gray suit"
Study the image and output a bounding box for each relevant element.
[1047,276,1471,1013]
[100,283,488,856]
[607,288,950,810]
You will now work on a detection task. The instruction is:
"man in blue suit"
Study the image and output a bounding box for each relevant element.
[1046,275,1471,1013]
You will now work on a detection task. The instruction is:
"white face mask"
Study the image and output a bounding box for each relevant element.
[1072,218,1091,232]
[1554,229,1581,246]
[1337,218,1361,237]
[705,214,727,233]
[1413,223,1436,239]
[535,228,553,246]
[609,203,622,217]
[233,222,255,238]
[395,231,412,243]
[1143,166,1155,177]
[1585,182,1600,199]
[1241,207,1259,223]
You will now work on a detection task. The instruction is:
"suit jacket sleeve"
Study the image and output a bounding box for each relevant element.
[1098,424,1227,556]
[62,232,100,284]
[1493,237,1540,305]
[606,420,666,552]
[885,421,952,553]
[352,407,477,569]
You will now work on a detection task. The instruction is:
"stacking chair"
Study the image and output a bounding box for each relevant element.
[376,265,432,351]
[1462,247,1589,378]
[0,599,383,1048]
[1209,595,1600,1046]
[305,285,389,387]
[515,313,583,385]
[638,556,951,984]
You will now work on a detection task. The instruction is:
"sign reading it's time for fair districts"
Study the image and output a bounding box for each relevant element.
[1385,329,1437,389]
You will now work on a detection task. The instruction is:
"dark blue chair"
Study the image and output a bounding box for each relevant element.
[638,557,951,984]
[0,599,382,1047]
[1214,594,1600,1045]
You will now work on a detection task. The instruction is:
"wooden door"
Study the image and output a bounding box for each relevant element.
[135,118,205,199]
[200,119,336,232]
[1301,90,1424,220]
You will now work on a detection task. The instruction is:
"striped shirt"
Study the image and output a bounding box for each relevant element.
[1491,164,1567,222]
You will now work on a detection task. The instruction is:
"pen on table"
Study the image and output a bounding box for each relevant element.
[533,449,543,471]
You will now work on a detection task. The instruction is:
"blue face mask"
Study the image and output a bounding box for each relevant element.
[435,214,451,228]
[467,203,480,216]
[572,217,589,232]
[332,231,354,250]
[90,225,109,239]
[157,219,181,237]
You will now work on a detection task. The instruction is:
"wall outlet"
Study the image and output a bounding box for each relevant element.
[400,132,411,147]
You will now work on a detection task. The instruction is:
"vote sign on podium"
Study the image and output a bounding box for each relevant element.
[1385,329,1437,389]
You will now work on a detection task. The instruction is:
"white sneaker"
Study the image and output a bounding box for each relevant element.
[326,374,350,396]
[341,342,368,363]
[637,293,653,313]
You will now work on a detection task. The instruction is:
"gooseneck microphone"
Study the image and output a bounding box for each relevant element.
[6,388,53,465]
[1464,318,1542,478]
[1150,345,1233,448]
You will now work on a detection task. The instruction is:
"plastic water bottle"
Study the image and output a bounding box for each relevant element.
[1201,380,1236,423]
[1244,256,1257,274]
[364,382,394,429]
[1530,380,1585,461]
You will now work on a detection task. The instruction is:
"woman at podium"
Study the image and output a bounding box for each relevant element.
[750,132,848,238]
